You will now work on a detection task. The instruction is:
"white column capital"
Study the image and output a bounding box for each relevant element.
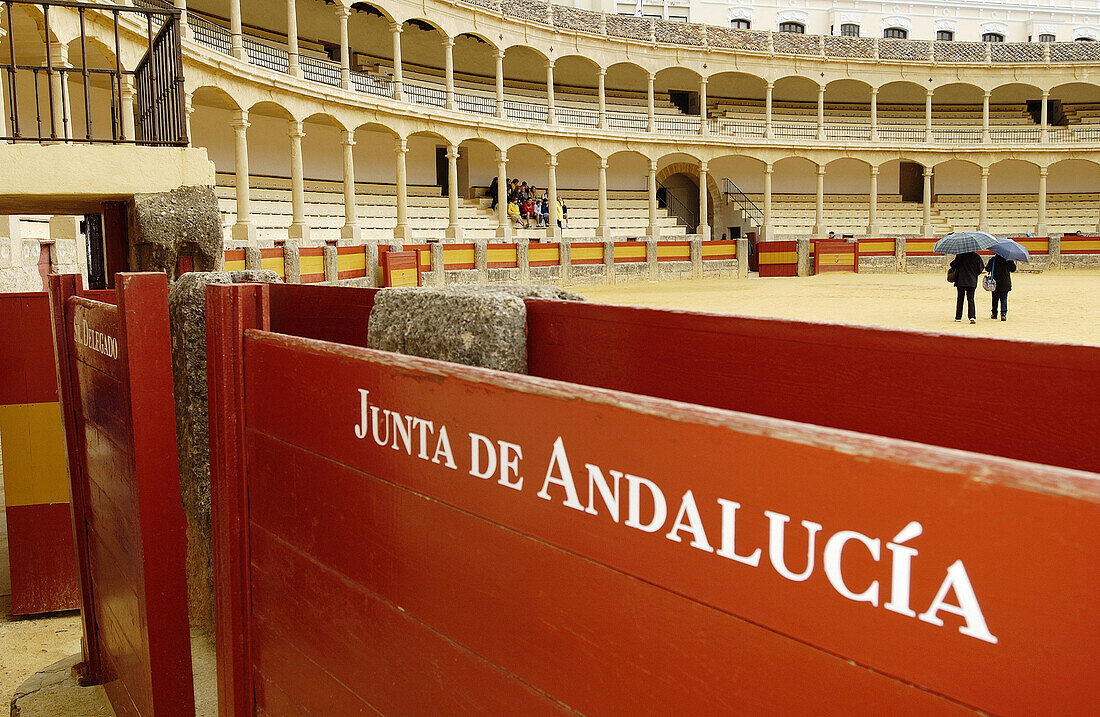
[446,144,460,159]
[923,167,933,177]
[230,111,249,129]
[287,120,305,138]
[342,131,356,146]
[545,60,555,70]
[497,150,507,163]
[764,163,774,174]
[334,5,351,18]
[495,49,506,60]
[817,84,826,94]
[870,166,880,176]
[647,72,656,82]
[49,41,70,65]
[1041,89,1050,99]
[547,154,558,168]
[817,165,826,176]
[597,67,607,76]
[390,22,403,34]
[926,88,935,98]
[983,90,992,98]
[699,161,708,173]
[870,86,879,95]
[980,167,990,177]
[395,138,408,154]
[766,81,774,90]
[443,36,455,47]
[120,74,136,100]
[1039,166,1048,176]
[649,159,658,172]
[699,77,708,86]
[598,158,608,169]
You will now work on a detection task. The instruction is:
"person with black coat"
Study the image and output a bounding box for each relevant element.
[985,255,1017,321]
[949,251,985,323]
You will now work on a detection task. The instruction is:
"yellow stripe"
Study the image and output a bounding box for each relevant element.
[819,253,856,266]
[529,247,560,263]
[224,259,246,271]
[337,252,366,272]
[0,402,70,507]
[1062,240,1100,251]
[1018,241,1047,251]
[701,245,735,258]
[300,255,325,276]
[657,245,690,259]
[571,247,604,261]
[260,256,285,278]
[389,268,418,287]
[487,248,517,264]
[859,241,894,253]
[613,245,646,260]
[444,248,476,265]
[758,251,797,263]
[908,241,936,253]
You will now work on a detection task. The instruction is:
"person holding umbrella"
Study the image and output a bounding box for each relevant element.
[934,231,999,324]
[986,237,1029,321]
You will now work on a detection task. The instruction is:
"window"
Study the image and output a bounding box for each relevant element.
[1075,36,1095,41]
[883,27,908,39]
[840,23,860,37]
[982,32,1005,42]
[779,22,805,34]
[730,18,750,29]
[936,30,954,41]
[1039,33,1056,42]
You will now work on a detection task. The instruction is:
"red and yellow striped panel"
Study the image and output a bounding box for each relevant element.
[907,239,938,257]
[656,241,691,262]
[757,240,798,277]
[571,242,604,265]
[858,239,896,257]
[299,246,325,283]
[336,246,367,280]
[529,244,561,267]
[487,243,518,269]
[442,243,476,270]
[260,247,285,279]
[1060,236,1100,255]
[701,240,737,261]
[613,242,646,263]
[224,248,246,272]
[814,241,858,274]
[403,244,433,272]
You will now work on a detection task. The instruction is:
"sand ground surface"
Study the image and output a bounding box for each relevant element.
[578,270,1100,345]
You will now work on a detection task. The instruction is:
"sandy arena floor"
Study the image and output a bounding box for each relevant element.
[578,270,1100,345]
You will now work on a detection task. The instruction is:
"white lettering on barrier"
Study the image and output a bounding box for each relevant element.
[73,317,118,360]
[352,388,998,645]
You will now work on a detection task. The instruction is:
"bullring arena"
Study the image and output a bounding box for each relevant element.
[0,0,1097,714]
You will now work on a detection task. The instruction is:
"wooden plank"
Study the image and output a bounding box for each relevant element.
[267,283,377,349]
[814,241,858,274]
[5,503,79,614]
[237,331,1099,716]
[525,300,1100,474]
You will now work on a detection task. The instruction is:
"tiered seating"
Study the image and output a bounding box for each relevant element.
[1061,103,1100,125]
[709,99,1035,127]
[741,193,950,236]
[934,193,1100,235]
[470,188,687,239]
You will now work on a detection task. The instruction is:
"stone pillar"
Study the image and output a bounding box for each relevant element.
[230,111,256,245]
[341,131,360,242]
[1037,166,1048,236]
[120,75,136,142]
[475,239,488,282]
[517,237,530,282]
[443,37,456,110]
[646,238,658,282]
[689,237,702,279]
[1040,90,1050,143]
[48,43,70,140]
[559,238,572,284]
[546,154,559,240]
[982,91,991,144]
[174,0,190,39]
[0,216,20,270]
[363,242,378,286]
[868,166,879,235]
[245,246,262,271]
[699,77,709,135]
[183,92,193,142]
[446,144,463,240]
[646,73,656,132]
[430,242,446,285]
[894,236,906,273]
[979,167,989,231]
[394,137,411,241]
[698,160,711,240]
[322,245,338,282]
[925,88,934,143]
[647,159,660,239]
[816,84,825,141]
[762,163,773,242]
[288,120,310,241]
[813,165,825,236]
[597,68,607,129]
[494,50,505,118]
[922,166,934,236]
[496,151,510,239]
[391,23,404,101]
[764,82,773,139]
[545,61,556,124]
[286,0,301,77]
[283,241,301,282]
[229,0,245,59]
[869,87,878,141]
[602,239,614,282]
[48,216,82,276]
[796,238,812,277]
[596,158,610,238]
[736,238,748,278]
[1047,234,1061,269]
[336,6,351,90]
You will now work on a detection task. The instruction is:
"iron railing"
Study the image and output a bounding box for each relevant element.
[656,179,697,231]
[2,0,186,145]
[722,177,763,226]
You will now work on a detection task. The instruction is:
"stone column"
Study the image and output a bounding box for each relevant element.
[698,160,711,240]
[231,111,256,244]
[699,77,709,135]
[982,90,991,143]
[0,28,5,139]
[183,92,193,142]
[496,151,510,239]
[446,144,463,240]
[894,236,906,272]
[288,120,310,241]
[736,238,748,278]
[391,23,404,101]
[494,50,505,118]
[546,154,559,240]
[647,159,660,239]
[120,75,136,142]
[764,82,773,139]
[322,245,338,281]
[868,166,879,235]
[925,88,934,143]
[690,237,702,279]
[922,166,934,236]
[796,238,812,277]
[869,87,878,141]
[336,6,351,90]
[48,43,70,140]
[443,37,456,110]
[1040,90,1050,143]
[229,0,245,59]
[394,137,411,241]
[474,240,488,282]
[647,73,656,132]
[1037,166,1048,236]
[646,238,658,281]
[597,68,607,129]
[429,242,445,284]
[762,162,773,242]
[341,130,360,242]
[559,238,572,284]
[287,0,301,77]
[174,0,190,39]
[545,61,556,124]
[813,165,825,236]
[517,237,530,281]
[596,158,610,238]
[979,167,989,231]
[816,84,825,140]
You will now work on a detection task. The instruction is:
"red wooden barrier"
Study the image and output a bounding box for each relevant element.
[814,240,858,274]
[49,273,193,716]
[299,246,325,283]
[382,250,420,287]
[525,300,1099,474]
[570,241,604,265]
[1060,234,1100,254]
[335,245,366,280]
[267,283,378,348]
[206,284,1098,716]
[757,240,798,276]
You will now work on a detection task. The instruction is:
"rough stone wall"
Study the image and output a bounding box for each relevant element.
[130,186,222,280]
[167,269,280,630]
